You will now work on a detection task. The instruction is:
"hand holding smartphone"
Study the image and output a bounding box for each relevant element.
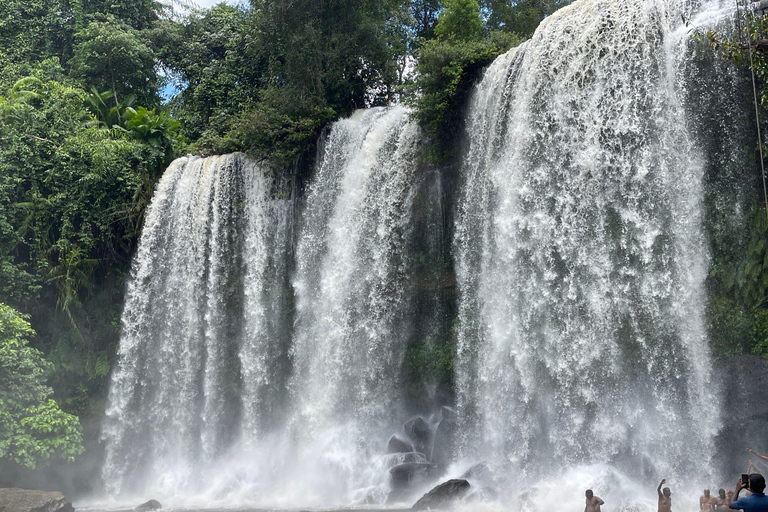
[741,474,750,488]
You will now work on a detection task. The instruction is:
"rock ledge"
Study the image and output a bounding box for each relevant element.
[0,488,74,512]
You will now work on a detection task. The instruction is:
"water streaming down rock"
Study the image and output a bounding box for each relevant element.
[285,106,423,504]
[101,154,293,498]
[453,0,738,497]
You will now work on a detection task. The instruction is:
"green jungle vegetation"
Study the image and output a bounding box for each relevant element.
[1,0,767,477]
[698,13,768,361]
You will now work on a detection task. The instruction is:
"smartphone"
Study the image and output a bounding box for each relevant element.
[742,474,750,486]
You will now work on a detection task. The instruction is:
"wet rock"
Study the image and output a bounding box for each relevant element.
[387,462,436,504]
[135,500,161,511]
[431,418,456,468]
[388,435,414,454]
[439,406,457,422]
[389,452,429,465]
[404,416,432,456]
[0,488,74,512]
[412,479,471,510]
[390,462,435,487]
[401,452,428,464]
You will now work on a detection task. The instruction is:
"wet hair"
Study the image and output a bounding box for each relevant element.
[749,474,766,493]
[586,489,594,499]
[719,489,726,497]
[663,487,671,497]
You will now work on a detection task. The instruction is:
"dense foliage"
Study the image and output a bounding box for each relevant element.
[0,303,83,469]
[697,13,768,359]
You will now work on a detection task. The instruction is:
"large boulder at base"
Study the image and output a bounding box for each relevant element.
[135,500,162,511]
[0,488,74,512]
[412,479,471,510]
[404,416,432,456]
[388,435,415,454]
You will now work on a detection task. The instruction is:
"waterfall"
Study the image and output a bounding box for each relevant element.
[291,106,419,438]
[101,154,293,498]
[99,0,750,508]
[100,108,425,506]
[453,0,738,503]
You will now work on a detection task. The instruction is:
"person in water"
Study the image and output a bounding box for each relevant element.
[715,489,729,510]
[728,474,768,512]
[702,489,717,511]
[658,479,672,512]
[585,489,604,512]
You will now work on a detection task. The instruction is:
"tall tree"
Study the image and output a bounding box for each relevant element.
[435,0,484,42]
[69,14,159,106]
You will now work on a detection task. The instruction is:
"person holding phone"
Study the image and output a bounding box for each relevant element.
[727,474,768,511]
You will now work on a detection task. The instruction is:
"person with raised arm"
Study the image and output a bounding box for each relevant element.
[658,479,672,512]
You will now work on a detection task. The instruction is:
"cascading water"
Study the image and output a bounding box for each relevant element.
[100,108,426,506]
[453,0,741,507]
[99,0,752,509]
[283,105,423,505]
[101,154,293,499]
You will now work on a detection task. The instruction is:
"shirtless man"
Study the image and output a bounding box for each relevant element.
[658,479,672,512]
[701,489,717,511]
[586,489,605,512]
[714,489,728,510]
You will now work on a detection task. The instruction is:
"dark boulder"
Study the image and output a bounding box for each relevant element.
[412,479,471,510]
[0,488,74,512]
[390,462,435,487]
[387,462,436,504]
[404,417,432,456]
[135,501,162,511]
[388,435,414,454]
[431,419,456,468]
